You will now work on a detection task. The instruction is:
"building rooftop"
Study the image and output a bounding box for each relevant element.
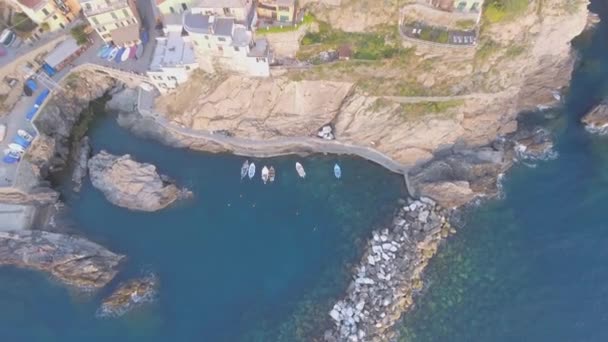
[276,0,295,6]
[163,13,182,30]
[18,0,45,10]
[213,18,234,37]
[193,0,249,8]
[232,26,251,46]
[110,23,140,46]
[247,38,269,58]
[149,31,196,71]
[183,12,212,34]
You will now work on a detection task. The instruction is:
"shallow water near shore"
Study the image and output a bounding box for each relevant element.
[399,3,608,341]
[1,104,406,340]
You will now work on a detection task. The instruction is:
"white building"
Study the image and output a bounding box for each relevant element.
[147,16,197,92]
[182,10,271,77]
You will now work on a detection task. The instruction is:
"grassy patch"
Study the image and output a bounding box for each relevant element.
[455,20,477,30]
[400,100,464,119]
[475,39,500,62]
[298,21,400,61]
[367,98,394,112]
[257,13,315,35]
[504,44,526,58]
[483,0,529,23]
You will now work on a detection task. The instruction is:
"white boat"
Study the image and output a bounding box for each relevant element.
[269,166,275,182]
[107,47,119,61]
[240,160,249,179]
[8,143,24,153]
[295,162,306,178]
[120,47,131,61]
[261,166,269,184]
[248,162,256,179]
[334,163,342,179]
[17,129,34,142]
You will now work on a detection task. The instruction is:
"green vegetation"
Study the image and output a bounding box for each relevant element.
[400,100,465,118]
[298,21,400,61]
[40,22,50,32]
[483,0,529,23]
[70,24,89,45]
[505,44,526,58]
[475,39,500,62]
[257,13,315,35]
[12,13,37,33]
[455,20,477,30]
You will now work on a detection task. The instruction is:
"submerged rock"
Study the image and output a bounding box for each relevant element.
[0,230,124,289]
[97,273,158,317]
[88,151,191,212]
[582,103,608,134]
[513,128,557,161]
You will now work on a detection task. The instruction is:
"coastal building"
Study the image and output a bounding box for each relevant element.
[147,18,197,92]
[256,0,296,24]
[10,0,81,32]
[157,0,256,28]
[182,10,271,77]
[79,0,141,46]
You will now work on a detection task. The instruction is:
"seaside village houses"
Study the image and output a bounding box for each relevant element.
[9,0,81,34]
[80,0,141,47]
[148,0,272,93]
[426,0,483,13]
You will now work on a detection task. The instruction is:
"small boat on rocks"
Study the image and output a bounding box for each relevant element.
[269,166,276,182]
[334,163,342,179]
[241,160,249,180]
[261,166,269,184]
[295,162,306,178]
[248,162,256,179]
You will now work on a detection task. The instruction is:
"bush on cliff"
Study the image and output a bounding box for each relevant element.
[484,0,529,23]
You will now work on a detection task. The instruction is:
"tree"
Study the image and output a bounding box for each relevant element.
[70,25,89,45]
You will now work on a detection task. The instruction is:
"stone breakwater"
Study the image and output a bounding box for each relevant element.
[324,197,453,342]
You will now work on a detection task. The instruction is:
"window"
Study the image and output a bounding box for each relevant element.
[105,0,110,4]
[204,35,209,40]
[53,15,58,20]
[256,57,266,63]
[42,8,49,16]
[223,7,230,15]
[59,23,65,29]
[85,3,92,10]
[169,6,175,13]
[456,1,466,10]
[278,6,290,12]
[111,12,118,19]
[218,37,226,42]
[169,76,177,80]
[122,9,129,17]
[99,26,106,32]
[92,17,100,26]
[181,3,187,10]
[185,66,191,70]
[217,46,223,52]
[234,46,239,52]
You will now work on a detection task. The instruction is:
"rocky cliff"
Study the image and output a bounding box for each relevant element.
[88,151,190,212]
[0,230,124,289]
[582,103,608,134]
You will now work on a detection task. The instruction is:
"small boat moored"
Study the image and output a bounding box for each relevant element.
[269,166,276,182]
[261,166,269,184]
[334,163,342,179]
[241,160,249,180]
[295,162,306,178]
[120,47,131,61]
[248,162,256,179]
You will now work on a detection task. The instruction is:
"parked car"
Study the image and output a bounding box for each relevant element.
[0,124,5,142]
[0,29,16,47]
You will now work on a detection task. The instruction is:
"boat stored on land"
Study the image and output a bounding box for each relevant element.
[135,44,143,59]
[107,47,119,61]
[269,166,275,182]
[295,162,306,178]
[241,160,249,179]
[262,166,269,184]
[120,47,130,61]
[0,124,6,142]
[248,163,256,179]
[17,129,34,142]
[334,163,342,179]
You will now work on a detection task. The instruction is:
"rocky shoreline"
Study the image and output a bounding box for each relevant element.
[582,103,608,134]
[325,197,451,342]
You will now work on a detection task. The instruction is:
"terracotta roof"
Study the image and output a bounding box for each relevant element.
[18,0,45,10]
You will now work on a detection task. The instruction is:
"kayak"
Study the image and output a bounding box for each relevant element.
[248,163,256,179]
[106,47,119,61]
[269,166,275,182]
[334,163,342,179]
[135,43,143,59]
[114,47,126,62]
[120,47,131,61]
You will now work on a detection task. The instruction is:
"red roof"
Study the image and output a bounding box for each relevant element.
[18,0,45,10]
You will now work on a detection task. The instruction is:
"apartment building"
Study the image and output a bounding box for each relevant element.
[182,9,270,77]
[157,0,256,28]
[257,0,296,24]
[148,14,197,92]
[80,0,141,46]
[426,0,483,13]
[11,0,81,32]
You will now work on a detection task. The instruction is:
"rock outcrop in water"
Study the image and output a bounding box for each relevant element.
[97,273,159,317]
[88,151,190,211]
[325,198,452,342]
[0,230,124,289]
[582,103,608,134]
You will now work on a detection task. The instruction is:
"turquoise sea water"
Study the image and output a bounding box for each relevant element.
[400,2,608,341]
